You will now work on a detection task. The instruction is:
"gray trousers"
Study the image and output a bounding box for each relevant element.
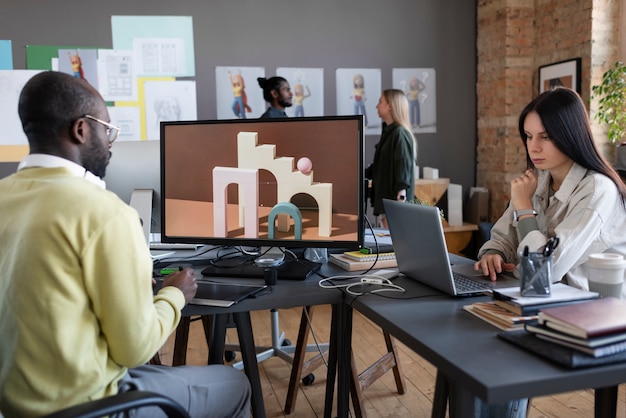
[474,398,528,418]
[115,364,251,418]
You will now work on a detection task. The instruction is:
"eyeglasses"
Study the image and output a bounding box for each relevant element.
[83,114,121,144]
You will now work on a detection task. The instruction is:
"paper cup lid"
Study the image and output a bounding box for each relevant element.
[585,253,626,268]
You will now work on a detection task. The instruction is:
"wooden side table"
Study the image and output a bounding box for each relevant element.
[443,222,478,255]
[414,178,450,205]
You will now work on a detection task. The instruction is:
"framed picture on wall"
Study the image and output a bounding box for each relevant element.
[538,58,581,94]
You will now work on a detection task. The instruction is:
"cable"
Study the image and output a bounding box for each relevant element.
[302,306,329,368]
[345,280,405,297]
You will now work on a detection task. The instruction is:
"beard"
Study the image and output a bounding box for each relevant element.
[279,97,293,108]
[83,139,111,179]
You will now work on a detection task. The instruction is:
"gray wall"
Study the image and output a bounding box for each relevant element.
[0,0,477,195]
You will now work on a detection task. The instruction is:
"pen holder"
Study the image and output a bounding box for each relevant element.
[520,252,552,297]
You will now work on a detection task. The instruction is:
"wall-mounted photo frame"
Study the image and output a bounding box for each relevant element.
[538,58,581,94]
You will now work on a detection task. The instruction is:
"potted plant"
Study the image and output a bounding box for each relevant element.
[591,61,626,168]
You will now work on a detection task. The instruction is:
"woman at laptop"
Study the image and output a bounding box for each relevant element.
[475,87,626,289]
[473,87,626,417]
[366,89,417,227]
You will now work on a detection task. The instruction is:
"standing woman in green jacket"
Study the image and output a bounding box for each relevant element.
[366,88,417,227]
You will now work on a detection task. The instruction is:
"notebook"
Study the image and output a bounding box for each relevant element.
[382,199,520,296]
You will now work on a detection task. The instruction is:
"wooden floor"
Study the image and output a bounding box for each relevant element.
[157,305,626,417]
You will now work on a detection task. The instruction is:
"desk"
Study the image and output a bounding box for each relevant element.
[345,275,623,418]
[177,262,348,418]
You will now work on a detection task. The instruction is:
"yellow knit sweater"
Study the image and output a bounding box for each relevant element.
[0,167,184,417]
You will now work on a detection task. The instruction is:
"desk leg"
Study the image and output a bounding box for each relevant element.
[233,311,266,418]
[324,304,338,418]
[447,378,474,418]
[324,303,352,418]
[431,371,449,418]
[324,302,352,418]
[595,386,618,418]
[208,314,228,365]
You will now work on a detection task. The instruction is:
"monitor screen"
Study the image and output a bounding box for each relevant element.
[160,116,364,249]
[105,140,162,236]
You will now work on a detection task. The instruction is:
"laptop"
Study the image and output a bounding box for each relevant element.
[382,199,520,296]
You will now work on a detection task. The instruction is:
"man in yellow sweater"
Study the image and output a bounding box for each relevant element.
[0,71,251,417]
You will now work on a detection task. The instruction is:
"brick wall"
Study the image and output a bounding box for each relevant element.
[476,0,621,221]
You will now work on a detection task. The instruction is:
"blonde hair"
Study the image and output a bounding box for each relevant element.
[383,89,417,160]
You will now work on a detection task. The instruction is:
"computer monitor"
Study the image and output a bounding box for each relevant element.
[105,140,161,241]
[160,116,365,251]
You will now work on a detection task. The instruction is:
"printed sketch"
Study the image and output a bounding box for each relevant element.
[228,69,252,119]
[144,80,197,140]
[97,49,137,102]
[392,68,437,133]
[58,48,98,90]
[336,68,381,134]
[276,67,324,117]
[0,70,43,145]
[216,66,266,119]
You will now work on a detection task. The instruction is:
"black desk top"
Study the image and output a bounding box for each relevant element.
[350,275,626,404]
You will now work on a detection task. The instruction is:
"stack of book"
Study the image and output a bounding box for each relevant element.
[524,297,626,358]
[465,283,598,331]
[491,283,598,315]
[329,250,397,271]
[463,301,538,331]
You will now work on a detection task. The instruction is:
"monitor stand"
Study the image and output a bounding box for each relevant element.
[253,246,286,268]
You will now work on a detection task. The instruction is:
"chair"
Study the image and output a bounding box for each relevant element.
[42,391,189,418]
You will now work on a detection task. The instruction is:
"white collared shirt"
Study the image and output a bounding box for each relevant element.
[18,154,106,190]
[479,163,626,294]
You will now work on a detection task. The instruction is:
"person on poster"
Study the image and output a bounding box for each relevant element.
[257,76,293,118]
[292,83,311,117]
[67,50,85,80]
[406,76,426,128]
[350,74,368,126]
[228,70,251,119]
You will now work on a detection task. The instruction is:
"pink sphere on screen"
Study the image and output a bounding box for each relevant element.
[297,157,313,174]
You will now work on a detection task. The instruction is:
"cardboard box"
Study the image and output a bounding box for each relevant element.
[466,187,489,224]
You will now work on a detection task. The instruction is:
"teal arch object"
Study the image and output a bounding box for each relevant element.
[267,202,303,240]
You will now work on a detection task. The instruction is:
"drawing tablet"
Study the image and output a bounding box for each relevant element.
[190,281,268,307]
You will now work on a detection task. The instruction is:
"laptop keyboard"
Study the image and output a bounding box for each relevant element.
[452,272,493,293]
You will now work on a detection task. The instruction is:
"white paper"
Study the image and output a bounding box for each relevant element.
[0,70,43,145]
[494,283,599,305]
[133,38,185,77]
[144,80,197,141]
[98,49,137,102]
[107,106,141,142]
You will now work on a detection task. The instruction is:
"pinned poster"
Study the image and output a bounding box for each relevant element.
[98,49,137,102]
[0,40,12,70]
[111,16,195,77]
[0,70,43,146]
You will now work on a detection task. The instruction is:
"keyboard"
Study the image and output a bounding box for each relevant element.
[149,242,202,251]
[452,272,493,293]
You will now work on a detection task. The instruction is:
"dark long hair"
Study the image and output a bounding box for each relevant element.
[518,87,626,200]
